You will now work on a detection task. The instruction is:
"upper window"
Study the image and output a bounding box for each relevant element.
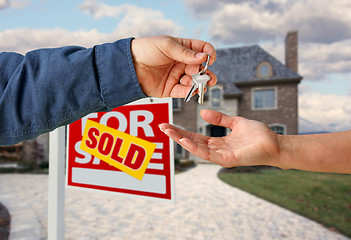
[256,61,273,78]
[253,87,277,110]
[260,65,269,76]
[210,87,222,107]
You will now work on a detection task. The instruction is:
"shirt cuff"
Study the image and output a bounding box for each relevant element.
[95,37,146,111]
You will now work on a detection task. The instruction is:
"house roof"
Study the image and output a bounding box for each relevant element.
[209,45,303,96]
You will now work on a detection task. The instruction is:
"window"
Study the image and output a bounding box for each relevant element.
[270,124,286,135]
[256,61,273,78]
[253,88,276,110]
[211,87,222,107]
[260,65,269,76]
[174,125,185,158]
[172,98,181,111]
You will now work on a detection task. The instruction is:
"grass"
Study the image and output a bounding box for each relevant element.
[218,168,351,237]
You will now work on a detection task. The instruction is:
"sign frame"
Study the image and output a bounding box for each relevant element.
[65,97,175,203]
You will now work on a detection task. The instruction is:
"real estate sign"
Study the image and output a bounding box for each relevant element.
[66,98,175,202]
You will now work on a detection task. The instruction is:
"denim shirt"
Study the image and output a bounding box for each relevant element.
[0,37,146,145]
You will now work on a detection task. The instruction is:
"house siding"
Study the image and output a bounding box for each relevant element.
[238,83,298,135]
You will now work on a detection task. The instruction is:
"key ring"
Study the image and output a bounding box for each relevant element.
[199,55,210,75]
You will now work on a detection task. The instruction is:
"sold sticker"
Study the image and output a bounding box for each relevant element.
[80,119,157,180]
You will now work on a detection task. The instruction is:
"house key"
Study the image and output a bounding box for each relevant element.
[184,55,211,105]
[193,72,210,104]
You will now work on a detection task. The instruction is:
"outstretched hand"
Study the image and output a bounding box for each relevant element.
[131,35,217,98]
[159,109,282,168]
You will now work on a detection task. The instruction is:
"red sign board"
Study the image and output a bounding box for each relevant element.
[66,98,175,202]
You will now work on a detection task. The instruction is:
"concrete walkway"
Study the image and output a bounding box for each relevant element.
[0,164,349,240]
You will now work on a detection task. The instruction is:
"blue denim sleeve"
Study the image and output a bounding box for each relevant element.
[0,37,146,145]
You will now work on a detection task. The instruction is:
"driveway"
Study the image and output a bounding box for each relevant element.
[0,164,348,240]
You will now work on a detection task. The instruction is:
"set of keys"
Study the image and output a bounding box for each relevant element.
[184,55,211,105]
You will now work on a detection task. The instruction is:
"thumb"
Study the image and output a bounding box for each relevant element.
[200,109,235,129]
[167,41,208,65]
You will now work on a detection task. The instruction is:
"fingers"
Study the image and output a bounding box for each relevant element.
[205,70,217,87]
[177,37,217,65]
[200,110,236,129]
[166,36,217,66]
[159,123,211,160]
[159,124,230,166]
[170,64,217,98]
[180,70,217,87]
[170,84,194,98]
[159,123,208,143]
[178,137,211,161]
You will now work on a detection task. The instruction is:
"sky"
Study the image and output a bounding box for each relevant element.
[1,0,351,133]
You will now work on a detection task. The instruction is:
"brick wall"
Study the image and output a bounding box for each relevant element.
[238,83,298,135]
[173,98,197,132]
[285,31,298,73]
[173,98,197,159]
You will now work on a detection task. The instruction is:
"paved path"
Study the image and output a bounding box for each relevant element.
[0,164,349,240]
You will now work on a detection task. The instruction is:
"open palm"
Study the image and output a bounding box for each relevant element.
[159,109,281,168]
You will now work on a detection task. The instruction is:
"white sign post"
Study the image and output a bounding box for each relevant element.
[47,97,174,239]
[48,126,66,240]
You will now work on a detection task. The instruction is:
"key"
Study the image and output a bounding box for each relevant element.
[184,80,198,103]
[184,55,211,104]
[199,55,210,75]
[193,72,210,104]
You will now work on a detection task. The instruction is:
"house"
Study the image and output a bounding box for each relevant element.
[173,31,302,161]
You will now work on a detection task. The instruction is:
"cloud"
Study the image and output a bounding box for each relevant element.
[0,2,182,54]
[0,28,114,54]
[190,0,351,133]
[299,41,351,80]
[299,92,351,133]
[0,0,9,9]
[262,38,351,81]
[79,0,181,38]
[0,0,30,10]
[184,0,351,45]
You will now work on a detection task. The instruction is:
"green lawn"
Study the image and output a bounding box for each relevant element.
[218,168,351,237]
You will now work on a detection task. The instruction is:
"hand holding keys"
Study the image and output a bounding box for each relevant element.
[184,55,211,105]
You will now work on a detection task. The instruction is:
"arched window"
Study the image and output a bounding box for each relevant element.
[269,124,286,135]
[256,61,273,78]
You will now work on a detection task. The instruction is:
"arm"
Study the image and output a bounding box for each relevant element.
[0,38,144,145]
[159,109,351,174]
[278,132,351,173]
[0,36,217,145]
